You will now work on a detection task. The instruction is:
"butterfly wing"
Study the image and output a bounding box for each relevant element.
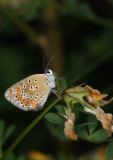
[4,74,50,111]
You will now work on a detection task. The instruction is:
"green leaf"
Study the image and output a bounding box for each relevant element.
[60,77,67,94]
[54,72,67,95]
[73,103,81,122]
[91,129,109,142]
[77,126,88,140]
[87,115,98,135]
[55,105,66,115]
[45,113,65,126]
[3,125,15,145]
[106,141,113,160]
[78,122,96,128]
[0,120,5,146]
[88,123,98,136]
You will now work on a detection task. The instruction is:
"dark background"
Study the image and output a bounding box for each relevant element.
[0,0,113,159]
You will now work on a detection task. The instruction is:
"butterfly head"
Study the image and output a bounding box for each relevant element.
[45,69,56,89]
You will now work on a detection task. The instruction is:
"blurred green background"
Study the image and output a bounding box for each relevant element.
[0,0,113,160]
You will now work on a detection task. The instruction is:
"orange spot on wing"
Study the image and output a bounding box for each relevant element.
[16,94,20,98]
[26,101,29,106]
[30,102,37,107]
[22,99,25,104]
[9,89,12,94]
[9,89,12,97]
[16,87,20,92]
[19,83,23,87]
[18,97,22,101]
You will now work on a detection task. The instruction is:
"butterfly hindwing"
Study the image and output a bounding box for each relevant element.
[5,74,50,111]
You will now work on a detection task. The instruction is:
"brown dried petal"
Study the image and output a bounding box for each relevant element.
[99,98,113,107]
[96,107,113,137]
[85,85,108,101]
[64,113,77,140]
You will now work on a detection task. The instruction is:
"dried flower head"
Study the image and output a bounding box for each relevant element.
[64,113,77,140]
[84,106,113,137]
[62,84,113,138]
[85,85,108,108]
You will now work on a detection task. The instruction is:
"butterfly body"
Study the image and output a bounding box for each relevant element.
[4,70,55,111]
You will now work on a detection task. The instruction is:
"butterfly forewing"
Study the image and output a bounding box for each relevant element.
[5,74,50,111]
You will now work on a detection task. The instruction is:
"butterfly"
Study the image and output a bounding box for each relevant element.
[4,69,56,111]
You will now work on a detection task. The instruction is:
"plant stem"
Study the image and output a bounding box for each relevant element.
[1,98,61,160]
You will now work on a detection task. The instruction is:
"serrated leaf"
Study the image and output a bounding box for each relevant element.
[106,141,113,160]
[91,129,109,142]
[3,125,15,145]
[0,120,5,146]
[45,113,65,126]
[55,105,66,115]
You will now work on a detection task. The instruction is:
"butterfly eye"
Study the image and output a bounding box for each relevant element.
[46,69,52,74]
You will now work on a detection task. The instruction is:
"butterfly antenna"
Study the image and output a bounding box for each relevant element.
[46,57,54,70]
[43,57,46,72]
